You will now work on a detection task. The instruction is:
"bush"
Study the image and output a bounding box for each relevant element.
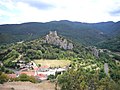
[47,75,55,82]
[18,74,37,83]
[29,76,37,83]
[0,72,9,84]
[19,74,29,81]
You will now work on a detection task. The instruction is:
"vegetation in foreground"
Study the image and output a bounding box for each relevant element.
[57,66,120,90]
[0,72,37,84]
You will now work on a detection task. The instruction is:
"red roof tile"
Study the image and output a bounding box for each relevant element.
[20,71,35,76]
[7,74,16,78]
[37,74,47,78]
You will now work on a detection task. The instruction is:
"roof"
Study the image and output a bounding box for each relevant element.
[32,66,38,70]
[37,74,47,80]
[40,65,49,68]
[37,74,47,77]
[20,71,35,76]
[20,68,28,71]
[37,65,49,72]
[7,74,17,78]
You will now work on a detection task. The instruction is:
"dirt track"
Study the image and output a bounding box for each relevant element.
[0,81,60,90]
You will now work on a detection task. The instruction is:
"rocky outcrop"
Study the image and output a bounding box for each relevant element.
[44,31,73,50]
[92,47,99,58]
[88,46,99,58]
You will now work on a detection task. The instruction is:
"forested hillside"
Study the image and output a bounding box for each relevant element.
[0,20,120,45]
[98,36,120,52]
[0,31,120,89]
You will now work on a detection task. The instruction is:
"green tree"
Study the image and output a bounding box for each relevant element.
[19,74,29,81]
[0,72,9,84]
[18,74,36,83]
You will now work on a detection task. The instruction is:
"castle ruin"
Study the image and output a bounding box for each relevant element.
[44,31,73,50]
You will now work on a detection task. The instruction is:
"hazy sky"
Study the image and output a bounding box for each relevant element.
[0,0,120,24]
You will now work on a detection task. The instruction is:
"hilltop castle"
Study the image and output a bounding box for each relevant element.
[44,31,73,50]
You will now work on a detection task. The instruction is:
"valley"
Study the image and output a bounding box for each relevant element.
[0,0,120,89]
[0,24,120,90]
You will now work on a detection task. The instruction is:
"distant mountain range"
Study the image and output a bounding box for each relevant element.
[0,20,120,46]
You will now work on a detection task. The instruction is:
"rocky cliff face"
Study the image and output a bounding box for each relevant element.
[92,47,99,58]
[87,46,99,58]
[44,31,73,50]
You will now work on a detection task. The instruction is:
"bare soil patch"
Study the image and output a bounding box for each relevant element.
[0,81,60,90]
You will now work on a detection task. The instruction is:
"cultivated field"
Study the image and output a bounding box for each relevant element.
[34,59,71,67]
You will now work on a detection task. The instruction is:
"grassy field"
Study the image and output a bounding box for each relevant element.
[34,59,71,67]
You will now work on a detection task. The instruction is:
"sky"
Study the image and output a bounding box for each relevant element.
[0,0,120,24]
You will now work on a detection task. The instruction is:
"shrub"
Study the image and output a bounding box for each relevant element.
[19,74,29,81]
[0,72,9,84]
[18,74,37,83]
[47,75,56,82]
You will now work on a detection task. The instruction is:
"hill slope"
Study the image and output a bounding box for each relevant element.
[98,35,120,52]
[0,31,119,89]
[2,20,120,45]
[0,20,120,51]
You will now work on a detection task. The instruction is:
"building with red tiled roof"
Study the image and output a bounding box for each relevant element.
[37,73,47,80]
[38,65,49,72]
[19,71,35,76]
[7,74,17,78]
